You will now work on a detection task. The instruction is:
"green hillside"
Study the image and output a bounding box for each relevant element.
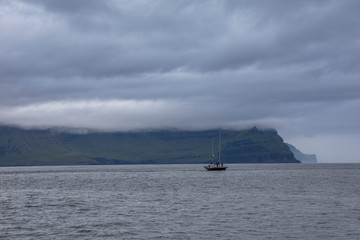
[0,126,299,166]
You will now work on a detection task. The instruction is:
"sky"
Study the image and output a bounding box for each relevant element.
[1,0,360,163]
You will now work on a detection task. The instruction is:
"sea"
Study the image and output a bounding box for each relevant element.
[0,163,359,240]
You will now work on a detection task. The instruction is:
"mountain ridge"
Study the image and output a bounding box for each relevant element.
[0,125,300,166]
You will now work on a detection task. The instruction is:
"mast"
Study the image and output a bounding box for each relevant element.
[211,138,215,158]
[219,128,221,163]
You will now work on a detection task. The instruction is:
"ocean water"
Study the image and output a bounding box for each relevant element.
[0,164,359,240]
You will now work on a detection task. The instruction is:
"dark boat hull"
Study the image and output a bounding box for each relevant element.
[204,166,228,171]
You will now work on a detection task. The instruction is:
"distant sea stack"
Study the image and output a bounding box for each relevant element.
[286,143,318,163]
[0,125,300,166]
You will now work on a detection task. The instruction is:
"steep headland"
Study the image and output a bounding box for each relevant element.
[0,126,300,166]
[286,143,318,163]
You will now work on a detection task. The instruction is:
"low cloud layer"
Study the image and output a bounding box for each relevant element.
[1,0,360,162]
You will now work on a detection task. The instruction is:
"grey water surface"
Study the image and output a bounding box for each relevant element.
[1,164,359,239]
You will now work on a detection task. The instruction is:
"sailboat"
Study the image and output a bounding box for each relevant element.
[204,128,228,171]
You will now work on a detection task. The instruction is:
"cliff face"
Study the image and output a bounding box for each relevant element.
[286,143,318,163]
[0,126,299,166]
[222,128,298,163]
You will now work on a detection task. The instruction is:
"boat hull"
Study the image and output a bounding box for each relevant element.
[204,166,228,171]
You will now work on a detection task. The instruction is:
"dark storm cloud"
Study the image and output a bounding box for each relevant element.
[2,0,357,76]
[1,0,360,162]
[22,0,110,14]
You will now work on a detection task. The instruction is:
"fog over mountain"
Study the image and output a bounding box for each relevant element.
[1,0,360,162]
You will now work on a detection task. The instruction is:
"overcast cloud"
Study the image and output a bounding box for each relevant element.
[1,0,360,162]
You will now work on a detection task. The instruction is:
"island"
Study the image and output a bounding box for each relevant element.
[0,125,301,166]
